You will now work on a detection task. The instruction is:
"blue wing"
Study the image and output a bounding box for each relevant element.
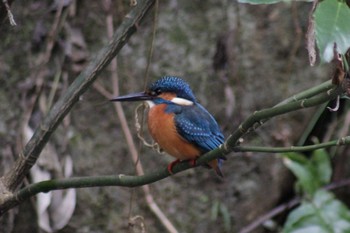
[171,103,224,153]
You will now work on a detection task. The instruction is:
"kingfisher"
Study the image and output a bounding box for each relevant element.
[111,76,225,177]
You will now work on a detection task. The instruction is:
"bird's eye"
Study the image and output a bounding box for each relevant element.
[150,88,162,96]
[155,88,162,94]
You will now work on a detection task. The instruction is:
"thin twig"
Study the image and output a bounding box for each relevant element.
[103,1,178,232]
[306,0,319,66]
[239,197,300,233]
[42,0,65,63]
[285,1,302,75]
[234,136,350,153]
[17,0,67,182]
[3,0,16,26]
[142,0,159,90]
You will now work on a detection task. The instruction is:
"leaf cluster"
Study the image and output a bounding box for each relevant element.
[282,150,350,232]
[283,149,331,196]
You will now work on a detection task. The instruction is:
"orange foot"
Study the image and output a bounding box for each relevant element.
[167,159,197,174]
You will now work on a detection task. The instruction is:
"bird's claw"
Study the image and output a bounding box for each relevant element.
[167,159,197,174]
[167,159,180,174]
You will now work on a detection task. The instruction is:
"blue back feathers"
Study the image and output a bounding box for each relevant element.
[175,103,224,152]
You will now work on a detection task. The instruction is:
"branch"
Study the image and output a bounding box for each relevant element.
[0,0,15,27]
[0,80,345,215]
[223,84,342,150]
[234,136,350,153]
[275,79,333,106]
[239,197,300,233]
[11,169,173,211]
[0,0,155,213]
[1,161,188,215]
[8,133,350,216]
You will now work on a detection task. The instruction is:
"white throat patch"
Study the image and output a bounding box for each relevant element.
[146,100,155,108]
[170,97,194,106]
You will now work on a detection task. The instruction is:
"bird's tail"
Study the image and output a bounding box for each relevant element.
[208,159,224,178]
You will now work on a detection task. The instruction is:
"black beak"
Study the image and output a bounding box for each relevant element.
[110,92,154,102]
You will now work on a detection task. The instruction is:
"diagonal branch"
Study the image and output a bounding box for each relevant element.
[223,84,342,151]
[0,0,155,198]
[0,0,15,27]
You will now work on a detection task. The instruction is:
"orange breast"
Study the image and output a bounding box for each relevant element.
[148,104,201,160]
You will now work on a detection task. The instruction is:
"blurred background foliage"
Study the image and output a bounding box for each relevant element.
[1,0,350,232]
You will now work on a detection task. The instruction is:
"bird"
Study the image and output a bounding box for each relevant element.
[111,76,225,177]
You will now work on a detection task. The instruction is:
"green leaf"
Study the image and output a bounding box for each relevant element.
[314,0,350,62]
[211,200,220,220]
[282,152,319,196]
[282,150,331,196]
[283,190,350,233]
[219,204,232,232]
[310,149,332,185]
[283,152,309,164]
[211,201,232,232]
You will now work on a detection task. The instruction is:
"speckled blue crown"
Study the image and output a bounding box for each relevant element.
[149,76,196,102]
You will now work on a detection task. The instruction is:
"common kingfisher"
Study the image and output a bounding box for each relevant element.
[111,76,225,177]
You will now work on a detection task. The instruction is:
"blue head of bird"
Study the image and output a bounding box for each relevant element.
[110,76,197,107]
